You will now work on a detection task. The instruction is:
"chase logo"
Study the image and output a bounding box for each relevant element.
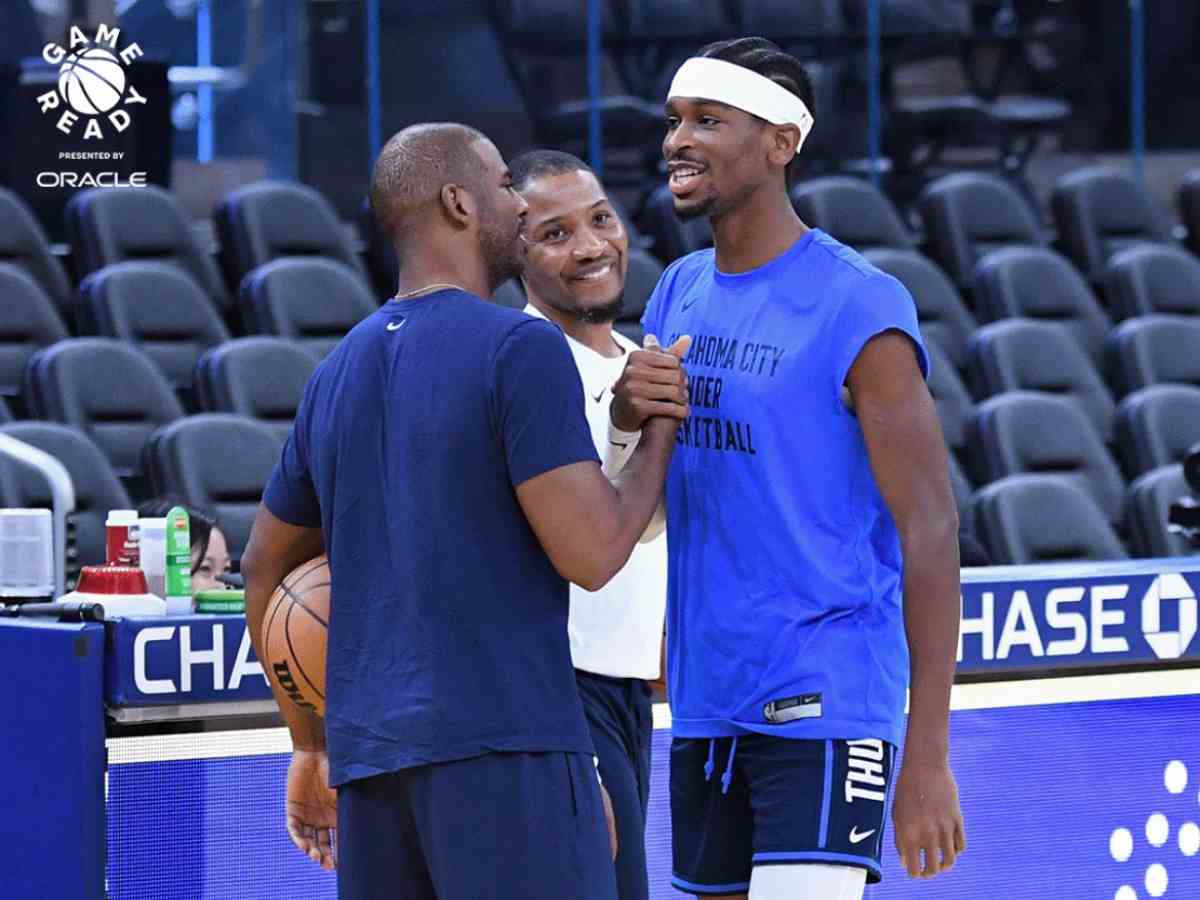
[1141,573,1197,660]
[957,570,1200,669]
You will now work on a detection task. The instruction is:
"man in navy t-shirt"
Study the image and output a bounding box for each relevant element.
[638,39,967,899]
[241,123,691,900]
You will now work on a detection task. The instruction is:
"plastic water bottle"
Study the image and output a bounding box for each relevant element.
[138,517,167,598]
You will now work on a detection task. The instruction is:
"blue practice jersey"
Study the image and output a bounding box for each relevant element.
[264,289,600,787]
[641,230,929,747]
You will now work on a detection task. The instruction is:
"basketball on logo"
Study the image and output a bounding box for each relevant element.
[57,47,126,115]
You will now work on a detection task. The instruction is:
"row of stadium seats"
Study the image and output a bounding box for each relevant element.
[10,164,1199,326]
[644,166,1200,281]
[0,180,666,358]
[0,257,373,418]
[6,337,316,488]
[0,403,1186,576]
[5,166,1195,337]
[1,167,1195,567]
[0,415,282,585]
[0,179,372,325]
[948,386,1194,560]
[0,323,1191,565]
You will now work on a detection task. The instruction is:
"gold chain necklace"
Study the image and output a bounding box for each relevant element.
[393,283,467,301]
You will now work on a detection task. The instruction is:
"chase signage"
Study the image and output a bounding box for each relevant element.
[106,616,271,706]
[958,568,1200,673]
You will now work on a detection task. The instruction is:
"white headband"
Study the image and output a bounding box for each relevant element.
[667,57,814,155]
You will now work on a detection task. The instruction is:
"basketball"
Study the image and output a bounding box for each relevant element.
[58,47,126,116]
[262,555,330,718]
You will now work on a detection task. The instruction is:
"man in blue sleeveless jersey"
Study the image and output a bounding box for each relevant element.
[638,39,966,899]
[241,123,691,900]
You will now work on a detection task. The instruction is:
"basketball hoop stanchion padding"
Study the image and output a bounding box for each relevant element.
[0,619,105,900]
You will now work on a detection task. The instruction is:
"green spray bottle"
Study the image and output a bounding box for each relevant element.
[165,506,193,616]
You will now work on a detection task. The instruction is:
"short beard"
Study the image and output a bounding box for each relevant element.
[675,193,719,222]
[536,290,624,325]
[576,294,624,324]
[478,196,524,293]
[480,223,523,293]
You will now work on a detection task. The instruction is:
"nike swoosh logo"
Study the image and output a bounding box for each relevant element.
[849,827,876,844]
[591,388,606,403]
[386,320,405,332]
[681,296,700,311]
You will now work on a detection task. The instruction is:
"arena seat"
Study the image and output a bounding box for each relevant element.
[734,0,843,39]
[790,177,915,252]
[1114,384,1200,477]
[918,172,1045,288]
[971,246,1112,371]
[374,2,534,165]
[1051,167,1172,281]
[23,338,184,484]
[926,341,973,463]
[144,414,284,560]
[615,248,665,345]
[0,421,132,570]
[65,186,230,313]
[642,183,713,264]
[78,262,231,405]
[194,338,316,442]
[966,392,1125,526]
[623,0,735,101]
[0,264,69,413]
[1126,464,1193,558]
[968,319,1116,443]
[969,475,1128,564]
[862,248,976,375]
[1108,316,1200,395]
[239,258,378,359]
[0,188,73,321]
[497,0,659,185]
[215,180,370,291]
[1102,244,1200,320]
[1181,170,1200,257]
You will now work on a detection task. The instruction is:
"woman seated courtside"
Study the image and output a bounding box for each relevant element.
[137,499,233,592]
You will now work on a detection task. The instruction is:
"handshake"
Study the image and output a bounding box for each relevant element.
[609,334,693,433]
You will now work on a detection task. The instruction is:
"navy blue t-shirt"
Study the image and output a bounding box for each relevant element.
[263,289,600,787]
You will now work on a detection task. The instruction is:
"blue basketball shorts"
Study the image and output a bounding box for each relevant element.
[337,750,618,900]
[670,734,895,895]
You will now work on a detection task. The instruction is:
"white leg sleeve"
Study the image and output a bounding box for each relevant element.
[748,863,867,900]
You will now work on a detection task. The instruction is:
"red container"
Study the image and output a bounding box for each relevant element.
[105,511,140,566]
[76,565,149,596]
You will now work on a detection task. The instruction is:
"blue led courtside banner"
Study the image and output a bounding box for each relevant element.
[105,675,1200,900]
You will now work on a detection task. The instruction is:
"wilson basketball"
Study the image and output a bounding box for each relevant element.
[262,555,330,718]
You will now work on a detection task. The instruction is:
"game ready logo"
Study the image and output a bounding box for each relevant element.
[34,23,149,189]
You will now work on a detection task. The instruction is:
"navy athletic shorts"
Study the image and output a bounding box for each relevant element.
[576,670,654,900]
[337,751,618,900]
[670,734,895,895]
